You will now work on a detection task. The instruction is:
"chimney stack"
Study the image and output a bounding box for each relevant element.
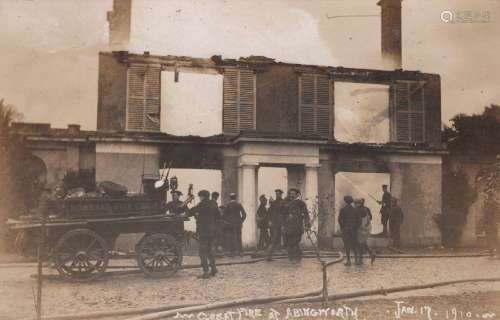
[377,0,402,69]
[107,0,132,50]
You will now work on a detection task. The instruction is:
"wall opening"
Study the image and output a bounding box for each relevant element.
[334,172,391,235]
[334,82,390,143]
[161,71,223,136]
[258,167,288,203]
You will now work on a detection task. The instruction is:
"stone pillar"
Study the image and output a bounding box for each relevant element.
[240,163,258,247]
[221,155,238,205]
[318,159,336,247]
[304,164,320,233]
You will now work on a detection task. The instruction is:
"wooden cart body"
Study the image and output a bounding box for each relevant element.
[7,195,189,281]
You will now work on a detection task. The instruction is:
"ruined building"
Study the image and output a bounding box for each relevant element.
[10,0,448,248]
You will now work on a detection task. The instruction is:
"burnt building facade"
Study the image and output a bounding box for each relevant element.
[13,50,446,248]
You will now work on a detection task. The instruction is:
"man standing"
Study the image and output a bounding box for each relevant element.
[354,198,376,264]
[338,195,361,266]
[266,189,285,260]
[389,198,404,249]
[210,191,224,254]
[223,193,247,257]
[256,195,270,250]
[283,188,310,263]
[165,191,187,216]
[377,184,392,236]
[187,190,219,279]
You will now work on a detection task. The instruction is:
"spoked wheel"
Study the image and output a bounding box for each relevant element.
[53,229,109,282]
[136,233,183,278]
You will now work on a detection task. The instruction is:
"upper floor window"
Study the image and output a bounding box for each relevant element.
[222,68,256,135]
[334,82,390,144]
[299,73,332,138]
[161,71,223,136]
[390,81,425,143]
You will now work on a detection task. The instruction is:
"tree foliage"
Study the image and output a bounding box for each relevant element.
[443,104,500,156]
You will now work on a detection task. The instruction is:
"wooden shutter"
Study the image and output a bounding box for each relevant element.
[144,66,161,131]
[126,64,161,132]
[223,68,256,134]
[392,81,425,142]
[299,74,331,137]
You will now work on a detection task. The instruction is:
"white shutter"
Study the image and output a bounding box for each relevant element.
[127,64,161,132]
[299,73,331,137]
[393,81,425,142]
[223,68,256,134]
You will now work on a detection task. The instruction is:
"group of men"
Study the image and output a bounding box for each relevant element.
[338,184,404,266]
[165,189,248,278]
[165,187,312,278]
[255,188,311,263]
[166,184,404,277]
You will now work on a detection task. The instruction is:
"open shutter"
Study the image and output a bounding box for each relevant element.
[127,64,161,132]
[223,68,256,134]
[127,64,146,130]
[392,81,425,142]
[409,82,425,142]
[239,69,255,131]
[144,66,161,131]
[394,82,410,141]
[299,74,331,137]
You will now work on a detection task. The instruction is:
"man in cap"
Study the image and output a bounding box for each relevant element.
[354,198,376,265]
[283,188,310,262]
[338,195,361,266]
[256,195,270,250]
[165,190,187,216]
[223,192,247,257]
[187,190,220,278]
[377,184,392,236]
[266,189,286,260]
[389,198,404,249]
[210,191,225,254]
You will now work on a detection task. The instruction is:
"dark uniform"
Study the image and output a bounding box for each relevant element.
[188,195,220,275]
[165,200,187,215]
[283,197,310,261]
[339,199,361,265]
[380,190,392,235]
[389,203,404,248]
[266,196,285,259]
[256,203,270,250]
[223,200,247,255]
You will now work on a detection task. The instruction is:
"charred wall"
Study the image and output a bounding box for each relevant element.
[256,66,299,134]
[423,74,442,148]
[97,53,128,132]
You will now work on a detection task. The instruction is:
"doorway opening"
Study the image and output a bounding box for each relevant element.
[334,172,390,235]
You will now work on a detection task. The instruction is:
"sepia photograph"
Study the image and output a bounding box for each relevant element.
[0,0,499,319]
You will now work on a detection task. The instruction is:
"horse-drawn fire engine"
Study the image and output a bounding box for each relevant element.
[7,172,192,282]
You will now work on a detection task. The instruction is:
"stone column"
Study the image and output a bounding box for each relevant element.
[304,164,320,233]
[240,163,258,248]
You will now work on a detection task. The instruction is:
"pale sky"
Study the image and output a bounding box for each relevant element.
[0,0,499,130]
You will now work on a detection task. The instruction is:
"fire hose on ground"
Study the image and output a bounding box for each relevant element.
[31,231,500,320]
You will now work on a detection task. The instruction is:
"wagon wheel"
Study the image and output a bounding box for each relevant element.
[136,233,183,278]
[53,229,109,281]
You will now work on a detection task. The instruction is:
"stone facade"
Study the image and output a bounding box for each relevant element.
[11,51,447,249]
